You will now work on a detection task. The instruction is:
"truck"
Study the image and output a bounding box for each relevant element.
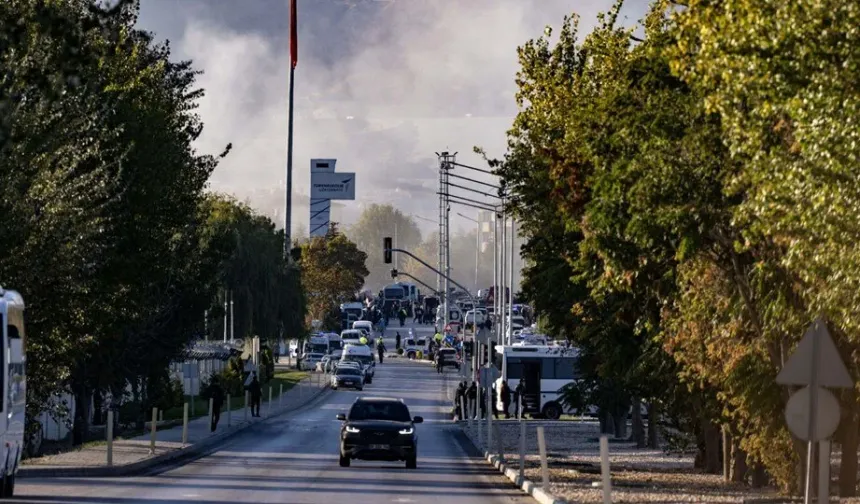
[0,288,25,497]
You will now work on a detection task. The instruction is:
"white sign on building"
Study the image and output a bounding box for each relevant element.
[309,158,357,237]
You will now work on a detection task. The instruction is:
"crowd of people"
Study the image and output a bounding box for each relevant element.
[451,379,525,420]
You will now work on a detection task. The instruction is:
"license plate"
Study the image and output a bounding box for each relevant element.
[369,444,389,450]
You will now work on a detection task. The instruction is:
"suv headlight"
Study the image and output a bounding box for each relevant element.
[398,427,414,435]
[345,425,360,433]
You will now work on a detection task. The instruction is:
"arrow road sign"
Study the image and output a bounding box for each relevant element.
[776,317,853,388]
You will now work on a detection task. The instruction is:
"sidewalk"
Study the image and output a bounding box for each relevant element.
[20,373,331,478]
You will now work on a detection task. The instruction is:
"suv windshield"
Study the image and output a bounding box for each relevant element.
[348,401,411,422]
[343,355,372,365]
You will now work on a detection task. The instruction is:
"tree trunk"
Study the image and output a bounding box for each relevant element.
[630,397,645,448]
[71,381,91,446]
[731,435,749,483]
[703,421,722,474]
[722,426,732,481]
[613,411,628,440]
[751,462,769,488]
[647,402,659,449]
[839,395,859,497]
[599,408,613,435]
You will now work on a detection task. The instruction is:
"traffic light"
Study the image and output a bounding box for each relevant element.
[383,237,392,264]
[390,268,398,279]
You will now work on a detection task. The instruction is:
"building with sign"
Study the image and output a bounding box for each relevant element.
[309,159,357,237]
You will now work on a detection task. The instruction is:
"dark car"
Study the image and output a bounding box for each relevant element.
[337,397,423,469]
[332,366,364,390]
[436,348,460,370]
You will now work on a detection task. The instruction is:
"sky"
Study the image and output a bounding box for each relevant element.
[135,0,651,239]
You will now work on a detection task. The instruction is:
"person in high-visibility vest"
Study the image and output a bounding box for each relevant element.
[359,335,368,345]
[376,336,386,364]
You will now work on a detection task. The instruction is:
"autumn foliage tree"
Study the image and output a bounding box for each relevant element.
[300,225,369,331]
[491,0,860,495]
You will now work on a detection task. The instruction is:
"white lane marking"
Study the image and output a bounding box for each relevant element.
[392,499,415,503]
[182,494,201,498]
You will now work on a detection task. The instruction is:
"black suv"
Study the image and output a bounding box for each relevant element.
[337,397,423,469]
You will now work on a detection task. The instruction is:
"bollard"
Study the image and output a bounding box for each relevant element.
[268,386,273,417]
[208,397,214,430]
[150,407,157,454]
[518,394,522,421]
[600,435,612,503]
[279,383,283,408]
[819,440,831,504]
[227,394,232,427]
[106,410,114,467]
[486,386,493,452]
[537,426,549,489]
[477,402,483,450]
[519,419,526,479]
[496,423,504,462]
[181,402,189,444]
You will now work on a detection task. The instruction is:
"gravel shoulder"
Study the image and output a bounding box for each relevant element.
[461,419,786,503]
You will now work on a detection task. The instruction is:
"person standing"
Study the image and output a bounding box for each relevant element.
[467,382,478,419]
[395,331,401,350]
[248,372,262,417]
[514,380,525,419]
[376,336,386,364]
[500,380,512,419]
[210,377,225,432]
[454,381,467,419]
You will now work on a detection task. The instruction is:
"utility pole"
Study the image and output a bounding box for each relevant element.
[508,219,515,345]
[223,292,228,343]
[436,152,456,333]
[230,291,235,343]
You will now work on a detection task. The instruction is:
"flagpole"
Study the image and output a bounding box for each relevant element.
[285,0,298,260]
[285,64,295,259]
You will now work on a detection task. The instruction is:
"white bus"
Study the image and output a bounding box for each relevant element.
[0,289,25,496]
[493,345,579,420]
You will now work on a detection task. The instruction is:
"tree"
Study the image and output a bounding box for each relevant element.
[347,204,421,292]
[300,225,369,330]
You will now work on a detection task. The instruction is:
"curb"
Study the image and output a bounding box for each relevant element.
[484,451,566,504]
[19,385,330,479]
[460,426,566,504]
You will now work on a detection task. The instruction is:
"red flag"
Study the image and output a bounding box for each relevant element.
[290,0,298,69]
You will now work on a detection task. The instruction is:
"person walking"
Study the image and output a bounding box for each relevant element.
[376,336,386,364]
[454,381,467,420]
[248,372,262,417]
[435,352,444,374]
[395,331,401,350]
[398,308,407,327]
[210,377,225,432]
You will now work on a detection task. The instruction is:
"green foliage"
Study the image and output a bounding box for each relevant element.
[300,225,369,329]
[347,204,421,292]
[0,0,307,450]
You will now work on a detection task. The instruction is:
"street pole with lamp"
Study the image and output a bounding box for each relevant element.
[384,238,477,385]
[457,212,480,294]
[230,291,235,343]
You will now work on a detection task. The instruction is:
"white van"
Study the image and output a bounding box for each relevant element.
[341,343,375,383]
[352,320,373,336]
[341,329,364,346]
[0,289,25,496]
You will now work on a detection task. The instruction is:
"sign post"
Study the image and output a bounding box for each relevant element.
[776,317,853,504]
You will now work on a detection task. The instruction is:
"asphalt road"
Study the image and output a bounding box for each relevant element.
[13,324,528,504]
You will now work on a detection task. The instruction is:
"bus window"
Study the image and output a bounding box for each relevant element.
[506,357,523,379]
[541,360,556,379]
[555,358,578,380]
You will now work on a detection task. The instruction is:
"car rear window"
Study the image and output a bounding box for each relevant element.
[348,401,411,422]
[337,368,360,376]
